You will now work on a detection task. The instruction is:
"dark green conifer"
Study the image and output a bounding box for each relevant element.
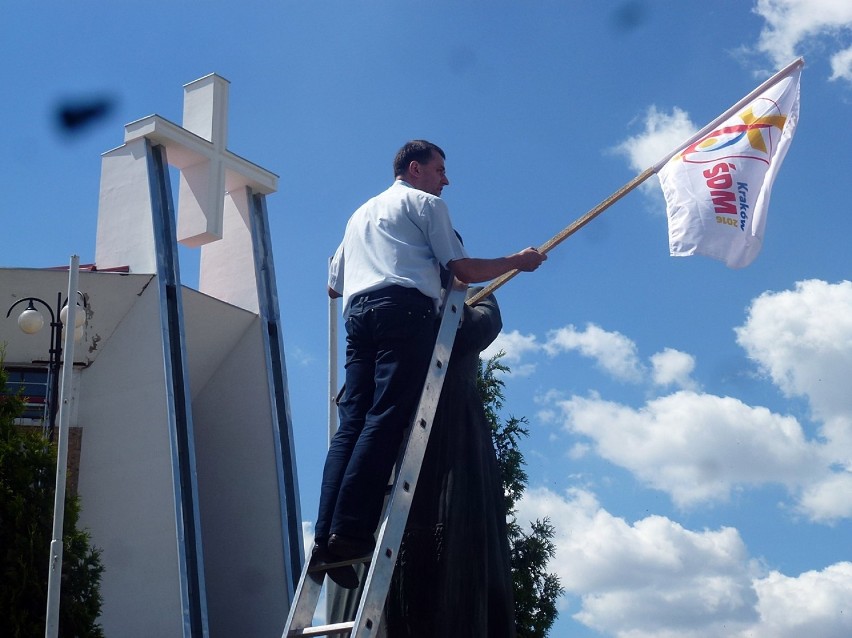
[1,358,104,637]
[478,353,564,638]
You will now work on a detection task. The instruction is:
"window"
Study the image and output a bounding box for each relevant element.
[3,366,50,423]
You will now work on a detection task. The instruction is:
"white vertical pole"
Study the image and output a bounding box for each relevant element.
[328,293,339,446]
[326,256,339,623]
[326,288,339,624]
[327,256,339,446]
[45,255,80,638]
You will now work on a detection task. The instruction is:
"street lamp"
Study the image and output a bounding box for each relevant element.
[5,255,84,638]
[5,291,86,439]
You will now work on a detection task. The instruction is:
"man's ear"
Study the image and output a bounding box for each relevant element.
[408,160,420,176]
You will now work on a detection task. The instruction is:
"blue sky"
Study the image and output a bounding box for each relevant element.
[3,2,852,636]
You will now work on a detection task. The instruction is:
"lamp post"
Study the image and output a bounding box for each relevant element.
[4,256,84,638]
[8,293,60,438]
[5,288,86,439]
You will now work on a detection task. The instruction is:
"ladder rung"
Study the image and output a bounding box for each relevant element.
[288,620,355,637]
[306,556,370,574]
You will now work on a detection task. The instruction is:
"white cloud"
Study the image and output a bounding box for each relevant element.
[300,521,329,626]
[568,441,591,460]
[829,45,852,81]
[490,324,697,388]
[611,106,697,195]
[482,328,540,376]
[748,563,852,638]
[517,487,852,638]
[650,348,698,391]
[798,470,852,522]
[518,487,759,637]
[302,521,314,560]
[753,0,852,75]
[545,323,645,383]
[735,280,852,435]
[503,281,852,520]
[554,391,822,507]
[515,280,852,522]
[496,280,852,521]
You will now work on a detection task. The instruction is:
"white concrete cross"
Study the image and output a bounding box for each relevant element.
[123,73,277,247]
[96,73,279,311]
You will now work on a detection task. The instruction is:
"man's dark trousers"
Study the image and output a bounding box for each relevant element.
[316,285,436,544]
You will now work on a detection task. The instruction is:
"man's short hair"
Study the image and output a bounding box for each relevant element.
[393,140,446,177]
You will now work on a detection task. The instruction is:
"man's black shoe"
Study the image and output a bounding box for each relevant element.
[310,544,359,589]
[328,533,375,559]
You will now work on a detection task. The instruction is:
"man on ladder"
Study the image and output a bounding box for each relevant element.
[313,139,546,589]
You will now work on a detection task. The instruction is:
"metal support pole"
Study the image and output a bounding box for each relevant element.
[45,254,80,638]
[46,292,63,440]
[328,292,339,445]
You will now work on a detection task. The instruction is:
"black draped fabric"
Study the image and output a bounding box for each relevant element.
[383,289,516,637]
[326,290,516,637]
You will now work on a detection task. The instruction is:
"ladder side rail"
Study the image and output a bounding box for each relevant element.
[351,279,468,637]
[282,557,326,636]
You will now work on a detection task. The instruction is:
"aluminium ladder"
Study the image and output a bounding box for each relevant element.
[282,279,469,637]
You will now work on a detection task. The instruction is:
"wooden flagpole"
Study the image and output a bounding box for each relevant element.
[467,57,804,307]
[467,166,655,306]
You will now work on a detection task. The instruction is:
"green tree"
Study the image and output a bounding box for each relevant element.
[0,360,104,637]
[478,353,564,638]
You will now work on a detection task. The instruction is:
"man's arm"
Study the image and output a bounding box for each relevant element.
[448,247,546,284]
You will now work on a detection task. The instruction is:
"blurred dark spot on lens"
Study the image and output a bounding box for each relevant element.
[611,1,647,33]
[56,97,115,133]
[448,46,477,75]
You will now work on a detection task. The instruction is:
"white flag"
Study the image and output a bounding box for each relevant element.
[658,64,801,268]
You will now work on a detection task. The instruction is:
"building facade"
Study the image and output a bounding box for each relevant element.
[1,74,301,637]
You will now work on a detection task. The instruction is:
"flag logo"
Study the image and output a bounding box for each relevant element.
[679,101,788,166]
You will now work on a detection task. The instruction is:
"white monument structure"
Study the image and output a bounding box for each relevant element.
[1,74,301,637]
